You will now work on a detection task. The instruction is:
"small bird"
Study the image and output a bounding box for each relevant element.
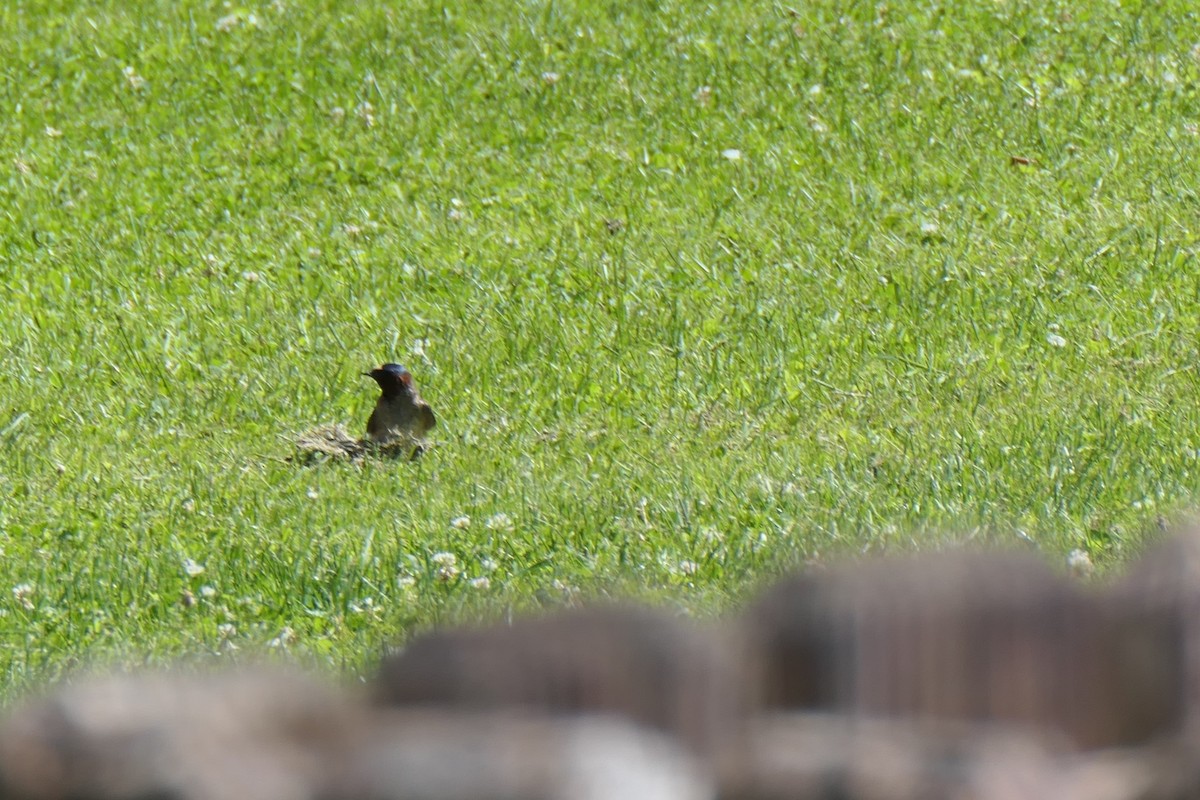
[364,363,436,454]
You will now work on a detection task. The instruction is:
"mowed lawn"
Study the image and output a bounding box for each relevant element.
[2,0,1200,692]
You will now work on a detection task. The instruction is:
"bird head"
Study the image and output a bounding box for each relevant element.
[365,363,414,396]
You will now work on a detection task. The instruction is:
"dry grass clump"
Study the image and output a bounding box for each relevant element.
[292,424,424,463]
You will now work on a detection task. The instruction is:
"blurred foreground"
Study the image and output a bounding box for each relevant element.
[5,531,1200,799]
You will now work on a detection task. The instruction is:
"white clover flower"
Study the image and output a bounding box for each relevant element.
[450,515,471,530]
[349,597,377,614]
[721,148,742,161]
[678,560,700,576]
[12,583,34,610]
[469,576,491,590]
[268,627,295,648]
[122,65,145,89]
[183,558,205,577]
[552,579,581,602]
[693,85,713,106]
[1067,548,1094,578]
[485,513,514,531]
[215,12,257,31]
[432,552,460,582]
[200,585,217,598]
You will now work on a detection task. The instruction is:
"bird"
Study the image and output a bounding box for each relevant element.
[364,363,436,454]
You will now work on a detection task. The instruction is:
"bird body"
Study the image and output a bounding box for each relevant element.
[365,363,436,452]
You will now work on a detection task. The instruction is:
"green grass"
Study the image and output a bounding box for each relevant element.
[3,0,1200,693]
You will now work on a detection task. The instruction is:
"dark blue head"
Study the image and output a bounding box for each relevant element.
[365,363,413,396]
[378,363,409,379]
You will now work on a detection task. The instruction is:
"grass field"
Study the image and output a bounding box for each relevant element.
[2,0,1200,693]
